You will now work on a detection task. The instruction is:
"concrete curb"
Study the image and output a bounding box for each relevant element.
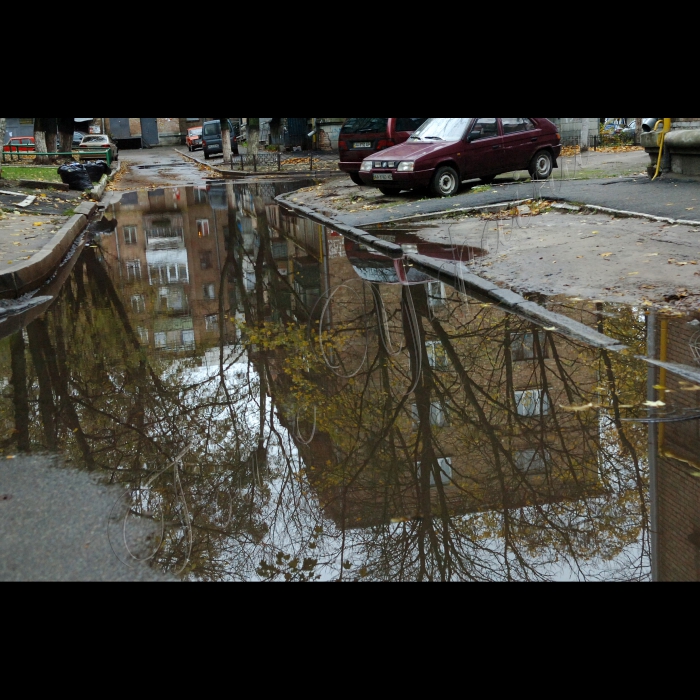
[277,191,628,352]
[0,202,95,299]
[89,161,122,201]
[551,202,700,228]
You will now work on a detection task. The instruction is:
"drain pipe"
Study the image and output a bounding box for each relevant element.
[652,118,673,181]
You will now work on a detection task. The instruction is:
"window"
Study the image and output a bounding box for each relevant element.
[149,264,188,285]
[131,295,145,314]
[125,260,141,282]
[426,340,449,370]
[155,332,167,349]
[469,118,499,141]
[427,281,446,309]
[502,118,537,135]
[515,390,550,418]
[417,458,453,487]
[515,450,548,476]
[137,327,149,345]
[396,117,428,132]
[200,252,213,270]
[205,314,219,331]
[203,283,216,300]
[410,402,448,428]
[194,188,208,205]
[511,332,548,361]
[123,226,138,245]
[196,219,210,237]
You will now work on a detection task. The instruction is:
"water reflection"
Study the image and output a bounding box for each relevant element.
[0,181,698,581]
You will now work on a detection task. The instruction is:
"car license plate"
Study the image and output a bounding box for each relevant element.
[354,142,372,149]
[374,174,393,181]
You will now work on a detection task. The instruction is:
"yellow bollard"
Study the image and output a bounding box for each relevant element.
[652,118,673,181]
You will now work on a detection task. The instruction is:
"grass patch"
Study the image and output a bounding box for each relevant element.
[1,166,61,183]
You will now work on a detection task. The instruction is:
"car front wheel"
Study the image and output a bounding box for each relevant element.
[430,165,460,197]
[529,150,554,180]
[349,173,364,186]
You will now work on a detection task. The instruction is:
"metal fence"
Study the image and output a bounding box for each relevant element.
[1,148,112,166]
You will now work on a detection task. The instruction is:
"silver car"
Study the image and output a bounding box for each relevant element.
[78,134,119,161]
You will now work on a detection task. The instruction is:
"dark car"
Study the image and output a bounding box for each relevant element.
[339,117,428,185]
[202,119,238,160]
[73,131,86,147]
[359,118,562,197]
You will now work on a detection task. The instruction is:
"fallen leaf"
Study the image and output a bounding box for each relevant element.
[628,272,640,276]
[543,327,557,331]
[601,253,613,258]
[644,401,666,408]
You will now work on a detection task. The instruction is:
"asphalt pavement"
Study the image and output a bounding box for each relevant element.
[0,455,172,582]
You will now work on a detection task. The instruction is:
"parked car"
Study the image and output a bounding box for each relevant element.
[359,118,562,197]
[3,136,36,154]
[202,120,238,160]
[77,134,119,161]
[186,127,203,152]
[339,117,429,185]
[73,131,87,147]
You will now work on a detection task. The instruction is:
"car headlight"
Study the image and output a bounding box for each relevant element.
[398,161,415,173]
[360,161,373,172]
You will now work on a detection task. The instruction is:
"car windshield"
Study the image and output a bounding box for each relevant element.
[203,124,220,136]
[190,128,202,135]
[341,118,388,135]
[410,118,473,142]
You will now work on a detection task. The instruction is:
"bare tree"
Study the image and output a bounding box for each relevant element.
[635,117,643,146]
[34,117,49,164]
[220,118,232,165]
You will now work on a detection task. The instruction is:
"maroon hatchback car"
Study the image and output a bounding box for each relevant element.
[339,117,428,185]
[358,118,562,197]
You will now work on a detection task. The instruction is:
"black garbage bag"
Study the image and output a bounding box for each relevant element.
[84,160,111,182]
[57,163,93,191]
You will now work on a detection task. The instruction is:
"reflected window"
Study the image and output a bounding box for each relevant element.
[203,284,216,300]
[427,281,446,309]
[131,295,145,314]
[194,188,208,204]
[512,331,548,361]
[205,314,219,331]
[137,327,149,345]
[197,219,210,237]
[155,332,167,349]
[123,226,138,245]
[515,390,550,417]
[515,449,548,475]
[182,330,195,349]
[418,458,453,487]
[126,260,141,281]
[426,340,449,370]
[410,402,448,428]
[149,264,188,285]
[200,252,213,270]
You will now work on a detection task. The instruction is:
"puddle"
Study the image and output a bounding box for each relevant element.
[0,181,699,582]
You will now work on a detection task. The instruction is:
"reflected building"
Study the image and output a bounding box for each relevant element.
[649,313,700,581]
[98,186,230,354]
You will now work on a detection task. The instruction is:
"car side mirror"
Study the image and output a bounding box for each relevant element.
[467,132,482,143]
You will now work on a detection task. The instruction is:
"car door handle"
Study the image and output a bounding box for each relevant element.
[492,145,501,150]
[530,137,539,142]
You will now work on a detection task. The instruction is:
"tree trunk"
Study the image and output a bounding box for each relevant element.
[247,117,260,155]
[0,117,6,178]
[635,117,643,146]
[58,117,74,157]
[34,117,49,165]
[580,118,590,152]
[10,331,31,452]
[45,117,58,163]
[221,118,232,165]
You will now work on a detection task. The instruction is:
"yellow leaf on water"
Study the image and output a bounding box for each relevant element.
[628,272,640,276]
[560,403,596,412]
[644,401,666,408]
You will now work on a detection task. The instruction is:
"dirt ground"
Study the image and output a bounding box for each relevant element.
[388,207,700,310]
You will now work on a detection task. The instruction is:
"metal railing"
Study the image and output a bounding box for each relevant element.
[1,148,112,167]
